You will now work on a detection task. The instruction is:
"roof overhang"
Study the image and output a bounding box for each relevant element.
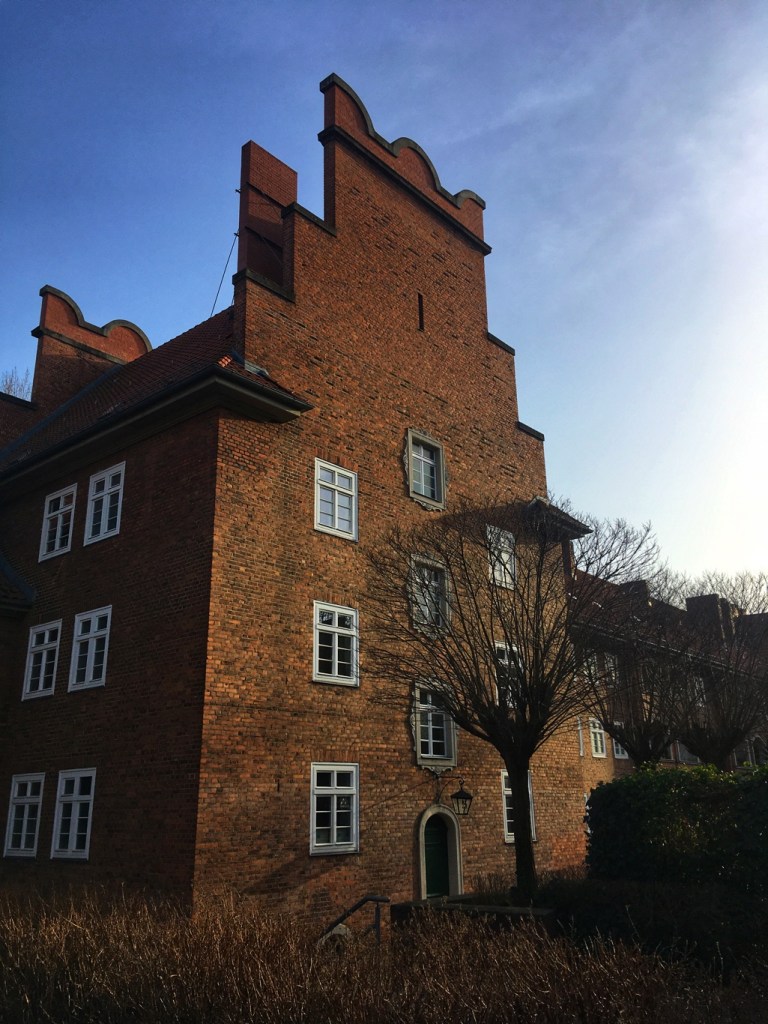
[0,366,312,498]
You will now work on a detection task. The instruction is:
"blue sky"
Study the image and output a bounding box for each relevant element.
[1,0,766,576]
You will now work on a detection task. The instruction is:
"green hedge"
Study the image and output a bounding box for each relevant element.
[586,765,768,893]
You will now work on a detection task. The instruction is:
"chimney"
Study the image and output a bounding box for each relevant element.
[237,142,298,288]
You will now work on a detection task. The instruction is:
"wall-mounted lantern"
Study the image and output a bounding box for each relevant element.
[449,778,473,817]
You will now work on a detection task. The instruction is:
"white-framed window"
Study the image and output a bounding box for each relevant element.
[414,687,456,765]
[676,741,701,765]
[314,460,357,540]
[22,621,62,700]
[310,763,358,855]
[313,603,358,686]
[411,559,448,628]
[84,463,125,544]
[69,607,111,691]
[39,485,76,560]
[4,774,44,857]
[501,770,536,843]
[487,526,515,587]
[612,725,629,760]
[406,429,445,509]
[494,643,520,706]
[589,719,606,758]
[51,769,96,859]
[577,717,584,757]
[604,653,619,688]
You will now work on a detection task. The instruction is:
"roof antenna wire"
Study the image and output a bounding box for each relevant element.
[210,231,239,318]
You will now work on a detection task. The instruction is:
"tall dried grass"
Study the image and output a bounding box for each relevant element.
[0,888,765,1023]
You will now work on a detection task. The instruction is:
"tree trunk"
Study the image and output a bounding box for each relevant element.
[506,759,537,902]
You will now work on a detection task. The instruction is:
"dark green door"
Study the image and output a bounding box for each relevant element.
[424,815,450,898]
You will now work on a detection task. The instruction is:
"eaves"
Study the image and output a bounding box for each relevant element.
[0,366,313,500]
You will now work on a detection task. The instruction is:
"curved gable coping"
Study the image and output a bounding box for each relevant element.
[319,74,486,213]
[39,286,153,353]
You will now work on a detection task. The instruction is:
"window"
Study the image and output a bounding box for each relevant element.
[494,643,519,706]
[411,560,448,628]
[313,603,358,686]
[612,725,629,760]
[22,621,62,699]
[69,607,111,691]
[589,719,606,758]
[676,741,701,765]
[4,774,44,857]
[51,769,95,859]
[314,460,357,540]
[577,717,584,757]
[407,430,445,509]
[487,526,515,587]
[501,770,536,843]
[310,763,358,854]
[84,463,125,543]
[414,687,456,765]
[39,485,76,560]
[604,653,619,688]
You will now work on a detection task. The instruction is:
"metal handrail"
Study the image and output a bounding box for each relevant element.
[320,892,390,945]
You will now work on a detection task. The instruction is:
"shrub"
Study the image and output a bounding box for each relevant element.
[587,765,768,893]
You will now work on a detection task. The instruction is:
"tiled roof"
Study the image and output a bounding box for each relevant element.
[0,308,305,474]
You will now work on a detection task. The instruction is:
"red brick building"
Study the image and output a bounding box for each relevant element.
[0,76,602,913]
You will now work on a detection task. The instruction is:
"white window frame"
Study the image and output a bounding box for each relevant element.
[313,602,359,686]
[310,763,359,855]
[84,462,125,544]
[487,526,516,587]
[4,773,45,857]
[314,459,358,540]
[22,620,62,700]
[577,717,584,757]
[603,652,619,688]
[414,686,456,766]
[494,643,519,706]
[68,607,112,691]
[612,724,629,760]
[676,740,701,765]
[39,485,77,561]
[51,768,96,860]
[406,429,445,509]
[501,770,536,843]
[589,718,607,758]
[410,558,449,629]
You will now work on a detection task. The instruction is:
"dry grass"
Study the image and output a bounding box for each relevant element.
[0,888,765,1023]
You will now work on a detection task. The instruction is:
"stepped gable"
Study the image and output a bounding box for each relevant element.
[320,73,487,244]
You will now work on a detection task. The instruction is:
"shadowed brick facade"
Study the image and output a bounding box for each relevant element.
[0,76,601,913]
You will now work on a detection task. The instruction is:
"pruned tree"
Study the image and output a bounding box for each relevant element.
[673,572,768,770]
[1,366,32,400]
[367,495,661,898]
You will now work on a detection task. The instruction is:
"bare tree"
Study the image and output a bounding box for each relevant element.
[577,575,694,766]
[1,366,32,400]
[673,573,768,769]
[367,496,660,898]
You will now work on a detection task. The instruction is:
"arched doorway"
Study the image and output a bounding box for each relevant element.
[418,806,463,899]
[424,815,449,897]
